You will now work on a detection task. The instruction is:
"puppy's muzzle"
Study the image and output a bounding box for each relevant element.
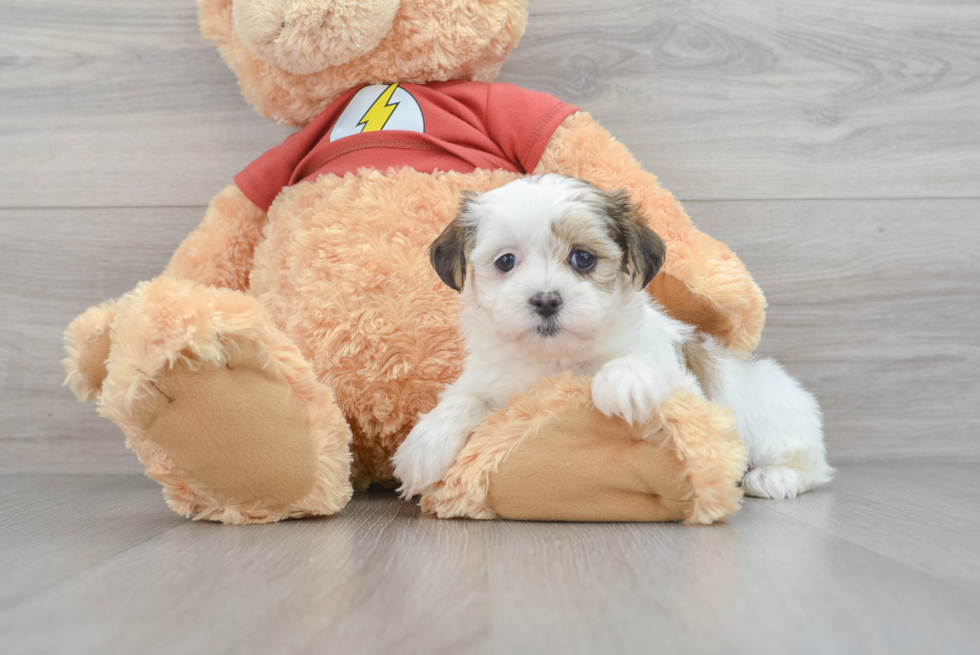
[529,291,563,318]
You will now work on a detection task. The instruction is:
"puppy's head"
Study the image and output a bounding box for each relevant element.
[430,175,665,358]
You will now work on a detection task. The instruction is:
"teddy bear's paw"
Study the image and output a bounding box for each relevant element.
[423,376,746,523]
[131,339,325,515]
[96,277,352,523]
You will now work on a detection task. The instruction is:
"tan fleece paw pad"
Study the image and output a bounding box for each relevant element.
[421,375,746,524]
[134,340,318,511]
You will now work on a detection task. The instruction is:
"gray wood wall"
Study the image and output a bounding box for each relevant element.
[2,0,978,473]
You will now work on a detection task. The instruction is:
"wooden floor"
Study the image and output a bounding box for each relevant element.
[2,1,979,652]
[2,461,979,655]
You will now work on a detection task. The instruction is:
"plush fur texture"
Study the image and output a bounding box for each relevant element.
[63,185,268,402]
[421,374,747,524]
[98,277,352,524]
[233,0,403,74]
[395,176,830,501]
[64,300,117,402]
[250,168,523,488]
[201,0,529,125]
[164,184,268,290]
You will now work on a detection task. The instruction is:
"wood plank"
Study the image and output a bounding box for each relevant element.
[760,460,980,589]
[0,0,293,209]
[1,465,978,654]
[0,475,184,610]
[0,487,491,655]
[512,0,980,201]
[1,0,979,208]
[0,473,71,500]
[482,490,980,655]
[2,199,978,472]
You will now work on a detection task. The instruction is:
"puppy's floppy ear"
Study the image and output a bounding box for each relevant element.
[600,188,666,289]
[429,191,477,292]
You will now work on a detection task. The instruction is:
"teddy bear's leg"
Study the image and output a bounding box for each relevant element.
[96,276,352,524]
[421,376,747,524]
[64,185,268,404]
[162,184,268,291]
[534,112,767,352]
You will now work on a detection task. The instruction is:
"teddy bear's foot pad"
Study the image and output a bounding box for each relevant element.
[133,340,318,511]
[94,277,353,523]
[421,375,747,524]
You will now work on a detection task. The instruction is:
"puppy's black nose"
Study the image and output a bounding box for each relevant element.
[529,291,562,318]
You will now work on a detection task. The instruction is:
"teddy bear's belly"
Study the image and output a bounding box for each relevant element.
[249,167,523,487]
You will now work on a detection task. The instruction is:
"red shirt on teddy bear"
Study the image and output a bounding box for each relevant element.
[235,80,579,212]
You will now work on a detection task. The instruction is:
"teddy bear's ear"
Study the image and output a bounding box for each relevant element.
[429,191,478,292]
[599,189,666,290]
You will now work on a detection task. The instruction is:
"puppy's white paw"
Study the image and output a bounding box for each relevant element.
[742,466,801,499]
[391,416,468,500]
[591,357,672,426]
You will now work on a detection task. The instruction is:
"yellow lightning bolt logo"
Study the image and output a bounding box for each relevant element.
[357,83,401,133]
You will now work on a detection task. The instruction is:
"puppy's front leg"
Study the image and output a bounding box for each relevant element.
[591,317,698,426]
[392,384,491,499]
[591,356,677,426]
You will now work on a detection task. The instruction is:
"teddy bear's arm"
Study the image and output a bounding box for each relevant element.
[533,112,766,352]
[63,185,267,402]
[163,184,268,290]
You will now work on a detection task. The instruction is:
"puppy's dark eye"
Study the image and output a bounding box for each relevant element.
[495,253,517,273]
[569,250,596,272]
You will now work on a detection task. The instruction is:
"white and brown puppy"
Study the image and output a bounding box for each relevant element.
[392,174,833,500]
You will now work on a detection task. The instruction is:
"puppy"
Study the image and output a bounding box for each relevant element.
[392,174,833,500]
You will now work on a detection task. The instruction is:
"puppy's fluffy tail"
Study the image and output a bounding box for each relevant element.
[695,337,833,497]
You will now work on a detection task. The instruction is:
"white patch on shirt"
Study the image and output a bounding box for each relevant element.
[329,83,425,142]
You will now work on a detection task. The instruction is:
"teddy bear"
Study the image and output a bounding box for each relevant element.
[63,0,762,525]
